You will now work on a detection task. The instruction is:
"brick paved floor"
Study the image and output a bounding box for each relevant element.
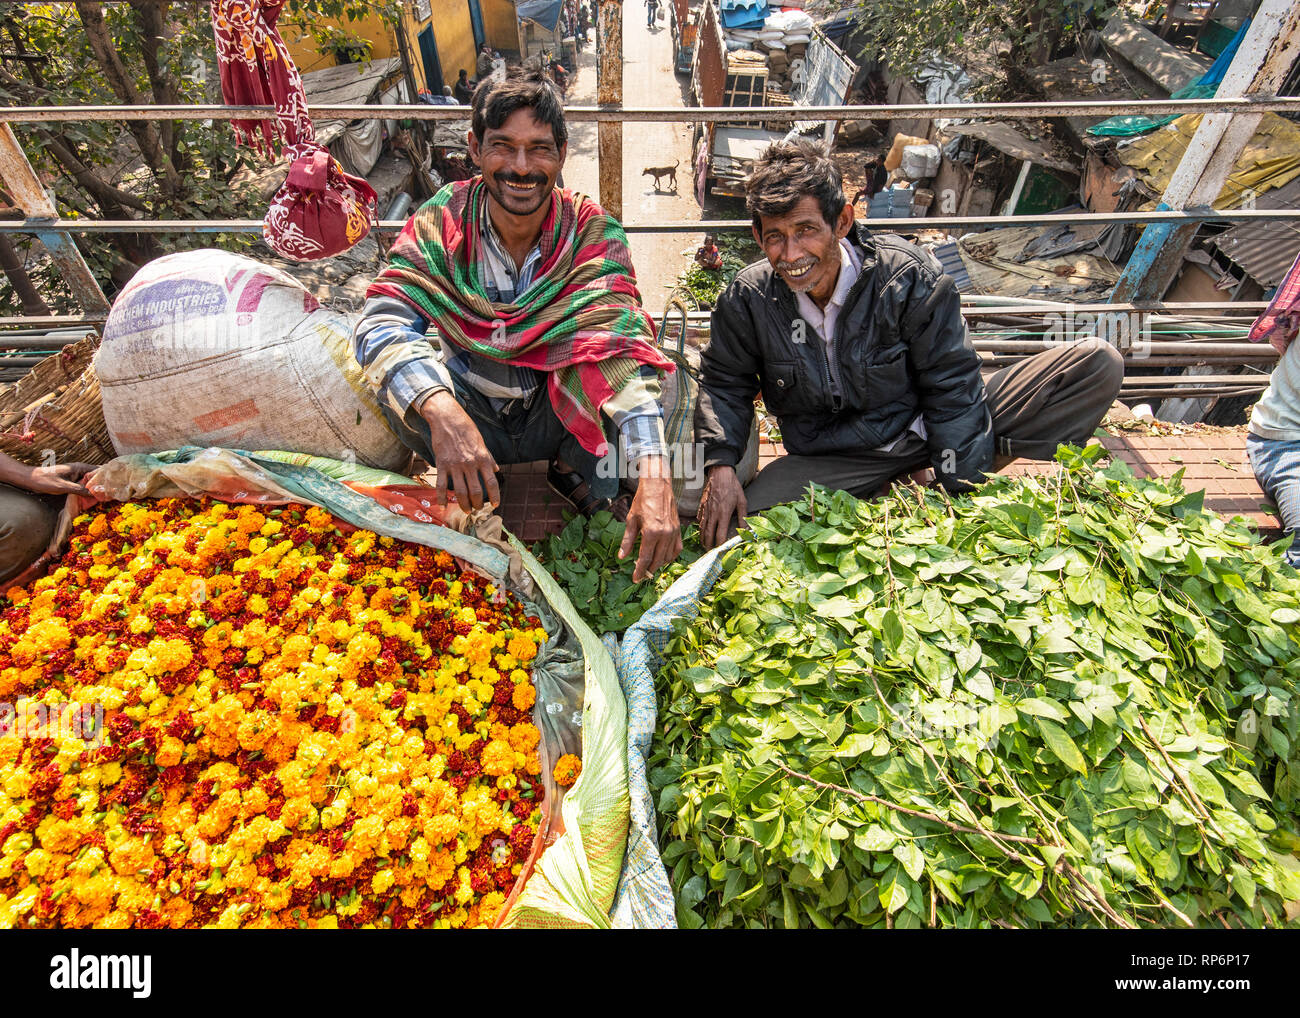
[447,428,1279,544]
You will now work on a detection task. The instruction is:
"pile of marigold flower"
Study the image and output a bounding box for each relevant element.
[0,498,560,930]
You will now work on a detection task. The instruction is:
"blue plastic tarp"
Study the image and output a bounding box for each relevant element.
[720,0,768,29]
[611,538,741,928]
[516,0,564,32]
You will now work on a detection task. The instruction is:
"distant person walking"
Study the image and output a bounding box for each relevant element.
[645,0,658,29]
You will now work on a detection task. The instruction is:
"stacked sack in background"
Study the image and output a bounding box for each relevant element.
[722,8,814,94]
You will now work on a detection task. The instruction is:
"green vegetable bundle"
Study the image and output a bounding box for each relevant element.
[649,447,1300,928]
[530,513,703,636]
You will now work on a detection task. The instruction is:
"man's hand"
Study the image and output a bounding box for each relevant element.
[22,462,98,496]
[619,455,682,583]
[696,464,746,550]
[418,390,501,510]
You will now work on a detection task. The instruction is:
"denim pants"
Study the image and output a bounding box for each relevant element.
[381,374,619,501]
[1246,433,1300,567]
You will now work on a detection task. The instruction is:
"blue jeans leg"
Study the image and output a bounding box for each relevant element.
[1246,433,1300,567]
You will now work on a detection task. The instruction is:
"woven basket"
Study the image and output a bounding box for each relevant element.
[0,334,115,466]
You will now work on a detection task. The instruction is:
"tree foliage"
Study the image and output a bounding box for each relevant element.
[0,0,398,315]
[849,0,1120,89]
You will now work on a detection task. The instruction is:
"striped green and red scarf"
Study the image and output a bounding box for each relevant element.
[366,177,672,454]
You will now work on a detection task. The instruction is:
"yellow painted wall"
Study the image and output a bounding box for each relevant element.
[423,5,476,86]
[281,11,397,76]
[278,1,520,94]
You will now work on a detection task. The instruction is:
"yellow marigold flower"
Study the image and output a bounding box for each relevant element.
[553,754,582,787]
[480,739,515,777]
[423,813,459,846]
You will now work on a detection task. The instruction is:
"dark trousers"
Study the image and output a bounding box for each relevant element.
[381,373,619,501]
[0,483,58,585]
[744,338,1124,513]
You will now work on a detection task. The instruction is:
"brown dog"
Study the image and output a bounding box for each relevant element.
[642,160,679,193]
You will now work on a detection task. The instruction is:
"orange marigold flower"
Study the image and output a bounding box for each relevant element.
[480,739,515,777]
[506,634,537,663]
[553,753,582,787]
[511,682,536,712]
[508,723,541,754]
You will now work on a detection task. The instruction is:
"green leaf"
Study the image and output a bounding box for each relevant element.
[854,825,898,853]
[1034,718,1088,774]
[878,865,911,915]
[882,609,906,654]
[893,841,926,881]
[1192,627,1225,669]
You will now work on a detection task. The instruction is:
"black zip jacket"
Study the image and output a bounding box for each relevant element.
[695,226,993,492]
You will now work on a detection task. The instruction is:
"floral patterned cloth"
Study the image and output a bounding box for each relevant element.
[209,0,376,260]
[1250,251,1300,356]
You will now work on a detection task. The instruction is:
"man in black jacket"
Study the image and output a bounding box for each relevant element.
[695,141,1124,549]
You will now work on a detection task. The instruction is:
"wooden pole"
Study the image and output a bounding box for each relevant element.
[0,122,107,314]
[597,0,623,219]
[1110,0,1300,303]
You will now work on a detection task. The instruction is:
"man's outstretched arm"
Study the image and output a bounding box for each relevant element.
[353,296,500,509]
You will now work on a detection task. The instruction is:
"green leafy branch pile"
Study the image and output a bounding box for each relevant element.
[649,447,1300,928]
[530,512,703,636]
[675,233,760,309]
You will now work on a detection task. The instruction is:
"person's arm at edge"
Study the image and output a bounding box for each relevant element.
[695,279,762,549]
[900,263,992,493]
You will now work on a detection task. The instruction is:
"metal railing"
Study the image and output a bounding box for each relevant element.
[3,78,1297,399]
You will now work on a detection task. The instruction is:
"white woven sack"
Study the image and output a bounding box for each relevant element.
[96,249,407,471]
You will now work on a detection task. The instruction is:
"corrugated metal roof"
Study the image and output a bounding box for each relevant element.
[1207,176,1300,289]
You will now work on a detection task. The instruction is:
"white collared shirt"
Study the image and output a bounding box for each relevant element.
[793,238,926,451]
[794,239,860,400]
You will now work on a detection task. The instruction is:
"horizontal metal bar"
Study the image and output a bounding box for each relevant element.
[0,301,1273,333]
[4,97,1300,124]
[978,340,1276,356]
[1121,388,1266,397]
[956,301,1268,314]
[2,209,1297,237]
[624,211,1300,231]
[0,336,91,349]
[0,315,103,327]
[1119,374,1269,384]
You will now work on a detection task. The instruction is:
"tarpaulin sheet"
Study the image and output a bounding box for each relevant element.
[1116,112,1300,209]
[516,0,564,32]
[614,537,742,927]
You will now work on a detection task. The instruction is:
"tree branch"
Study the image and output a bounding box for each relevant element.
[132,1,180,162]
[36,128,152,214]
[73,0,182,195]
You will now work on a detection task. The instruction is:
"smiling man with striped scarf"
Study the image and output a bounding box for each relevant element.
[354,69,682,581]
